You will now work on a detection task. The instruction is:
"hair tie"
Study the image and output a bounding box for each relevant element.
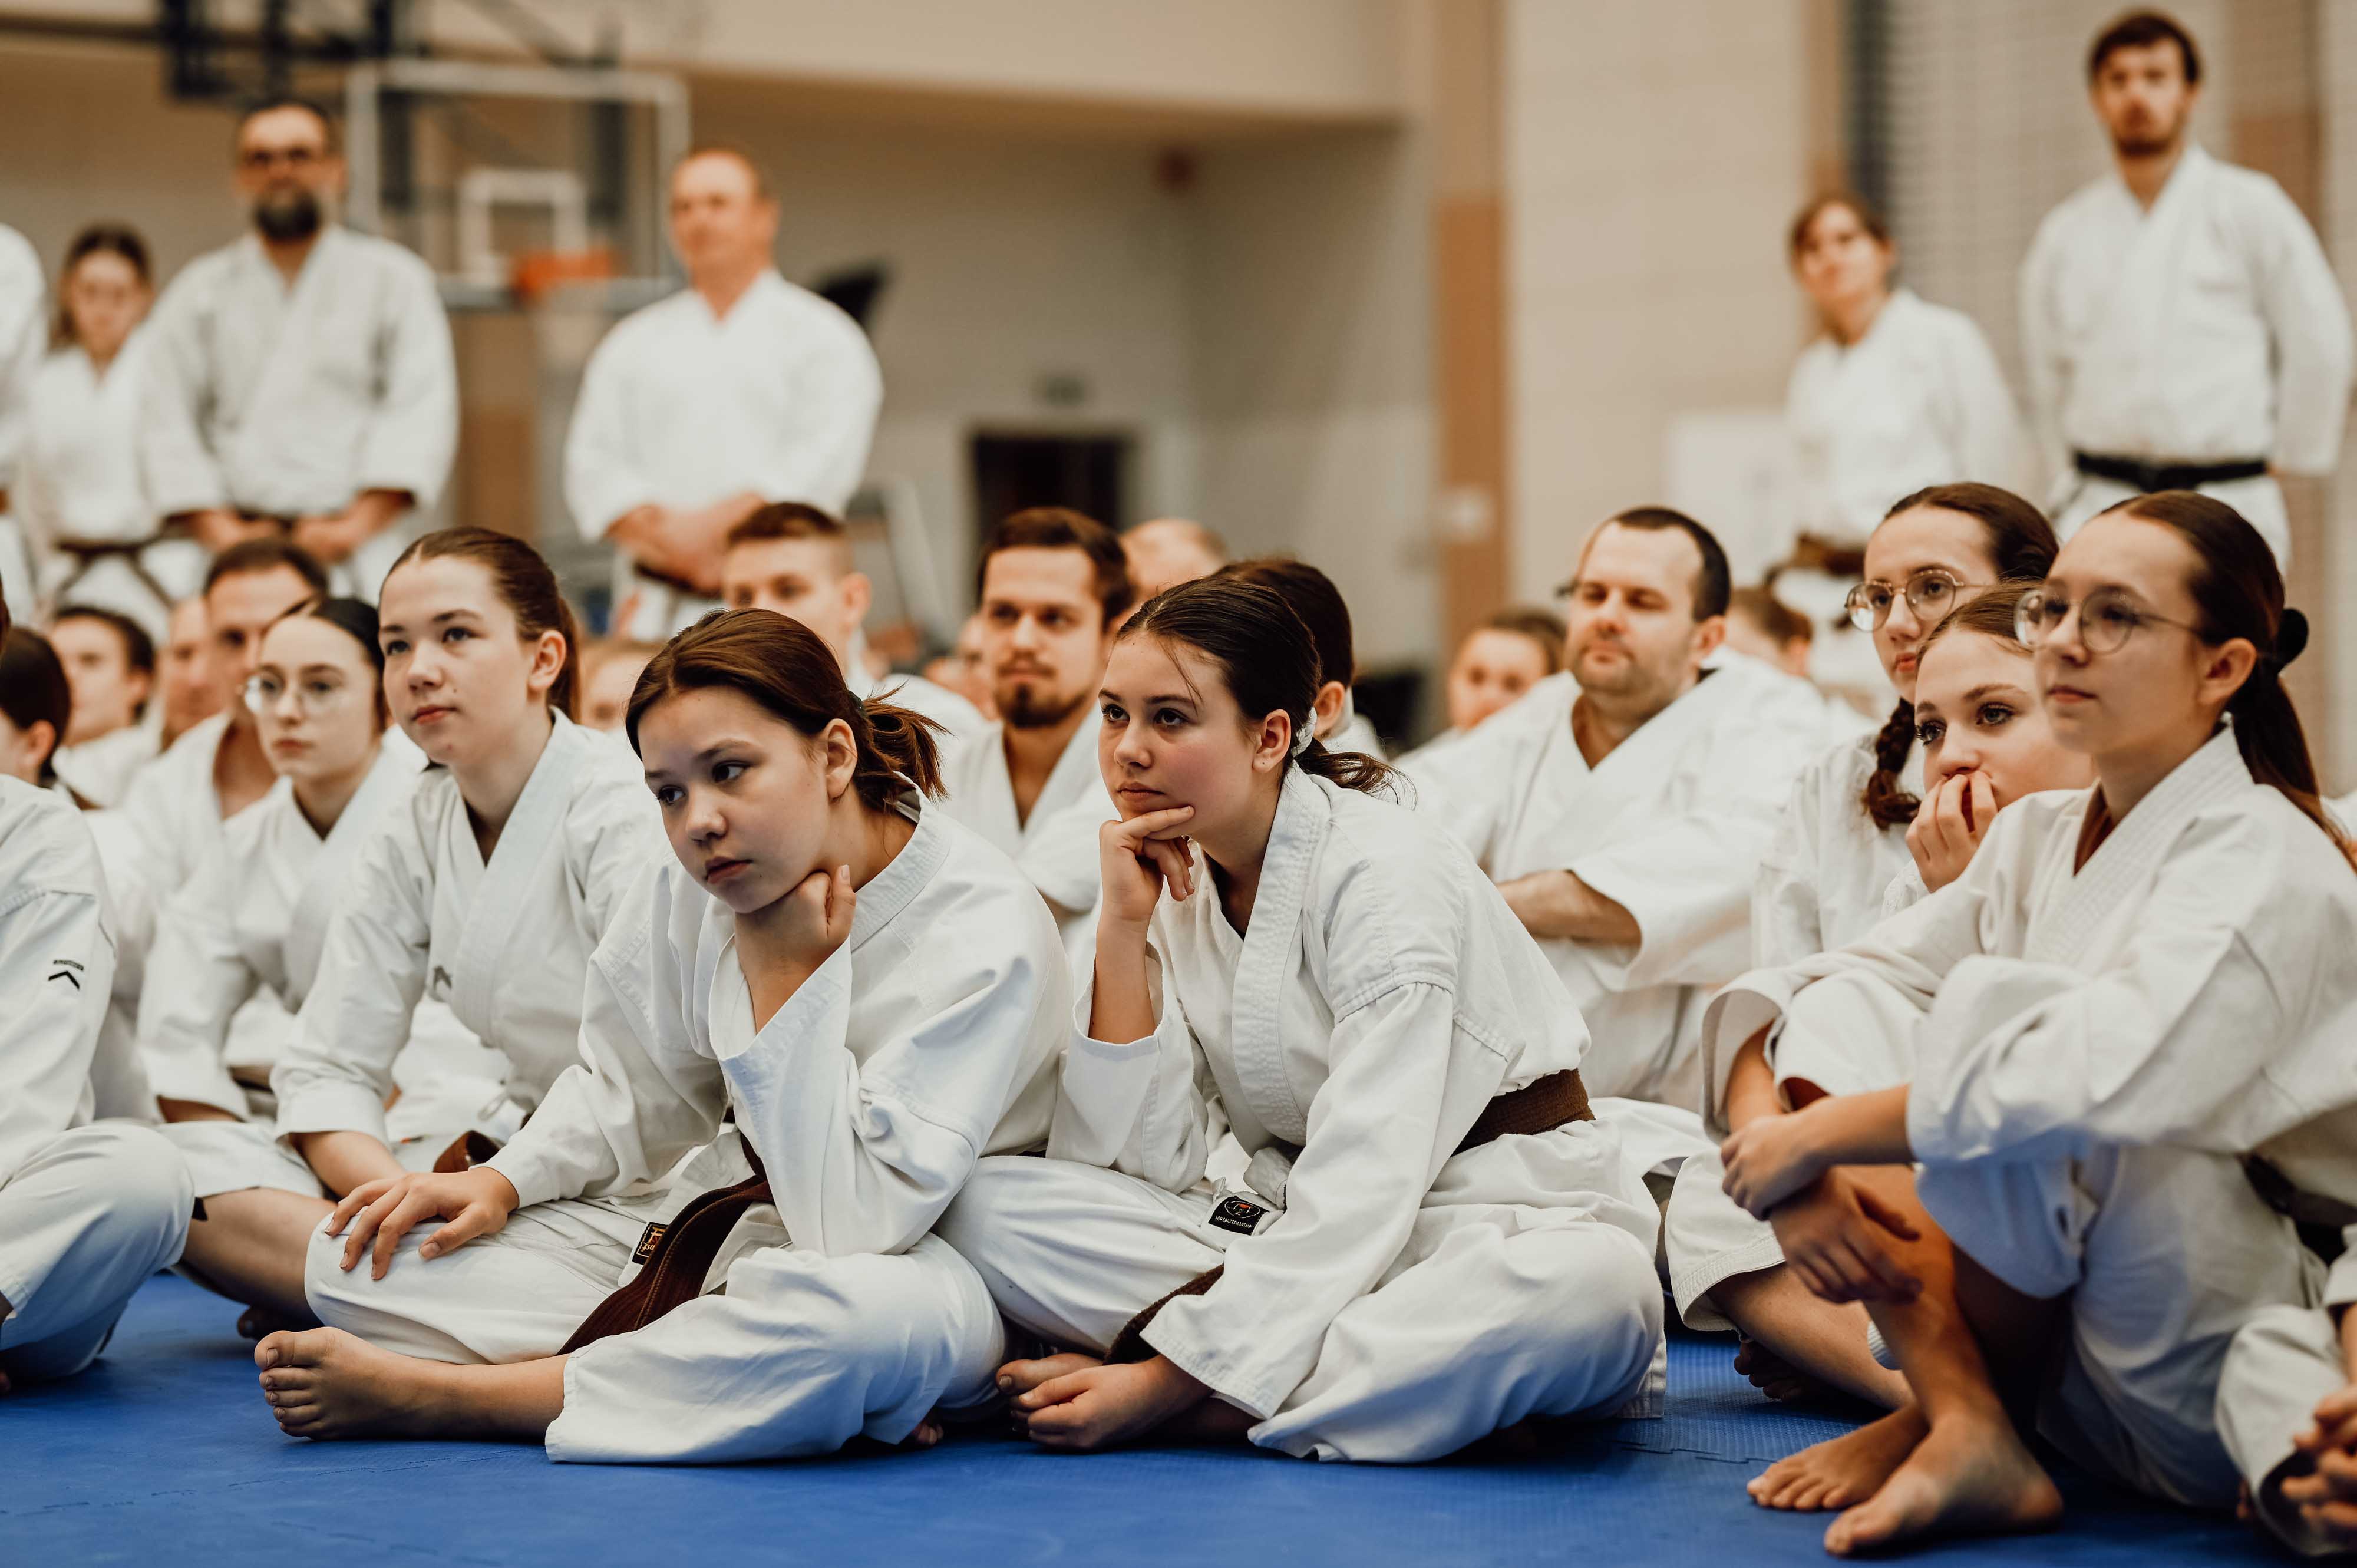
[1290,712,1316,757]
[2274,607,2310,669]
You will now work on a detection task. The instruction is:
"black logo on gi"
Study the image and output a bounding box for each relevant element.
[1208,1195,1266,1235]
[47,957,84,990]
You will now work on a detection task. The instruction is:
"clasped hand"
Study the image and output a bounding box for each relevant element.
[325,1167,521,1280]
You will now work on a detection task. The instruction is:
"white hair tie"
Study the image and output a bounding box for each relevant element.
[1290,712,1316,757]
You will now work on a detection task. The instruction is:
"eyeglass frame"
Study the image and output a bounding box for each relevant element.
[2013,585,2204,655]
[1842,569,1979,633]
[244,671,363,717]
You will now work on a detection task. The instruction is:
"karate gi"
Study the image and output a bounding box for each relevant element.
[1409,661,1828,1128]
[1701,725,2357,1507]
[141,743,499,1197]
[16,334,203,636]
[305,801,1067,1463]
[270,715,666,1175]
[0,226,45,613]
[2021,145,2354,562]
[1665,734,1920,1328]
[51,720,161,812]
[140,227,457,596]
[935,714,1113,960]
[938,770,1663,1463]
[563,270,882,638]
[0,777,192,1386]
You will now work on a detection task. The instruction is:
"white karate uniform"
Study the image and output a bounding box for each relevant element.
[1700,725,2357,1507]
[2021,145,2355,562]
[305,801,1066,1463]
[938,770,1664,1463]
[563,270,882,638]
[851,662,988,753]
[141,744,499,1197]
[50,719,160,812]
[140,227,457,595]
[0,226,45,614]
[1664,734,1920,1329]
[1788,288,2027,550]
[1409,662,1828,1130]
[0,777,192,1385]
[935,715,1113,959]
[271,715,665,1171]
[16,334,203,636]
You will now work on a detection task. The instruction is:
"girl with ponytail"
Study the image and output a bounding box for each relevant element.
[1706,492,2357,1554]
[1666,483,2055,1409]
[933,573,1661,1463]
[257,607,1071,1465]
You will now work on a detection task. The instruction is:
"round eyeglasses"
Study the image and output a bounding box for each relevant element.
[245,673,358,716]
[2014,587,2201,655]
[1843,569,1972,632]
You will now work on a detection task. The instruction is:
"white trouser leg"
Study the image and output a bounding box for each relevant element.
[549,1233,1005,1464]
[1920,1144,2316,1507]
[1663,1147,1785,1332]
[2217,1303,2349,1558]
[0,1123,192,1385]
[161,1119,322,1202]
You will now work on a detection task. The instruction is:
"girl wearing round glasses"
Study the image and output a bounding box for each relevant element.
[1664,483,2053,1409]
[1709,491,2357,1555]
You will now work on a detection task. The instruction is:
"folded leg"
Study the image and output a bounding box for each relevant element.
[0,1123,192,1385]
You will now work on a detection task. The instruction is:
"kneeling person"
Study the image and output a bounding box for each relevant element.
[257,609,1066,1461]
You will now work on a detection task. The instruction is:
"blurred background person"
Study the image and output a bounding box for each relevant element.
[141,98,455,597]
[1721,587,1814,680]
[17,225,194,641]
[0,222,43,616]
[47,605,158,808]
[157,595,222,750]
[575,638,661,734]
[1220,555,1387,758]
[1119,516,1227,605]
[922,612,996,722]
[1399,605,1563,772]
[567,146,882,638]
[0,626,71,793]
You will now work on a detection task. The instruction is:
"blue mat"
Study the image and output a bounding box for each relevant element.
[2,1275,2287,1566]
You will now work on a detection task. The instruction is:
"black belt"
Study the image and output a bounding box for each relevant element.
[51,535,175,606]
[2074,451,2268,494]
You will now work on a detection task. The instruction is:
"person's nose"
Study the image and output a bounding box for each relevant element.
[683,785,726,844]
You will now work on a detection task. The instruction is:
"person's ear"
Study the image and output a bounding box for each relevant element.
[527,630,569,699]
[2200,637,2259,711]
[1694,614,1728,661]
[126,669,156,715]
[841,572,873,631]
[1252,709,1292,773]
[29,719,57,771]
[1310,679,1346,738]
[821,717,860,801]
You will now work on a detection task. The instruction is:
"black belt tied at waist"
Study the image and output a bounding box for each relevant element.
[2074,451,2269,494]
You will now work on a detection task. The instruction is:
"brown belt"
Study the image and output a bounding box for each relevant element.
[1107,1068,1593,1362]
[1784,533,1867,579]
[559,1145,770,1355]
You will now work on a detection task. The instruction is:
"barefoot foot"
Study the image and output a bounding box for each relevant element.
[1749,1405,1929,1513]
[996,1350,1101,1398]
[237,1305,315,1341]
[1736,1336,1824,1404]
[1823,1412,2063,1556]
[902,1417,945,1450]
[254,1328,451,1440]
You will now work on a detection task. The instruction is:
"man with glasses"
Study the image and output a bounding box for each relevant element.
[141,98,456,598]
[1414,508,1828,1175]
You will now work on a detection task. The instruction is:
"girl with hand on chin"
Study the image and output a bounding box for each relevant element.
[254,609,1067,1463]
[936,575,1662,1463]
[1709,493,2357,1557]
[175,529,664,1334]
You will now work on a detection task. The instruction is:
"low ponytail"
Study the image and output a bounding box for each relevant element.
[855,692,946,805]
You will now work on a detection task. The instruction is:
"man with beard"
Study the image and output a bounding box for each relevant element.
[937,507,1131,956]
[2021,10,2351,563]
[1412,509,1827,1177]
[141,98,456,597]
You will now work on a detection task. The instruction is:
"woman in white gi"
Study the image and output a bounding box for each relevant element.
[252,609,1066,1461]
[15,226,199,638]
[1711,492,2357,1555]
[0,589,190,1391]
[176,529,663,1331]
[1780,196,2027,696]
[936,575,1662,1463]
[1667,484,2055,1404]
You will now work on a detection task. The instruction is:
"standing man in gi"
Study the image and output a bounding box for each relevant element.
[141,98,457,597]
[2021,9,2353,564]
[565,146,882,638]
[0,223,49,614]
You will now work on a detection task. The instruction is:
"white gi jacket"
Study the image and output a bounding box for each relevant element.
[1413,662,1828,1108]
[935,715,1112,940]
[1052,770,1643,1421]
[2021,145,2355,557]
[140,227,457,592]
[563,269,881,629]
[486,801,1064,1258]
[272,714,665,1147]
[1787,288,2027,546]
[115,711,232,907]
[1700,725,2357,1171]
[0,225,42,493]
[1753,732,1919,970]
[51,722,160,813]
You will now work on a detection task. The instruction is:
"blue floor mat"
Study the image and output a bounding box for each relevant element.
[2,1275,2290,1567]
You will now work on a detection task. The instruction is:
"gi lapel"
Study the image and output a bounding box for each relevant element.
[1226,770,1329,1146]
[1021,715,1104,849]
[285,742,420,996]
[447,715,583,1028]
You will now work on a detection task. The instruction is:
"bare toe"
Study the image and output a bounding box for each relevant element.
[996,1351,1102,1397]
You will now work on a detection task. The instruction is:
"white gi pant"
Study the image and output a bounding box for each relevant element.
[1663,1147,1790,1332]
[2057,473,2289,566]
[302,1194,1006,1464]
[1920,1143,2318,1508]
[936,1126,1666,1464]
[0,1123,192,1385]
[2217,1304,2351,1558]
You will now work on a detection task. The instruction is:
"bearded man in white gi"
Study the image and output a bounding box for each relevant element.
[566,147,882,638]
[2021,10,2353,564]
[141,98,457,598]
[1412,508,1827,1177]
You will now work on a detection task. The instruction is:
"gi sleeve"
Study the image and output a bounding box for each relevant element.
[138,266,232,518]
[136,841,263,1115]
[2016,216,2073,496]
[0,230,44,488]
[1937,309,2029,492]
[758,306,882,515]
[1051,939,1220,1194]
[2249,180,2355,476]
[356,258,458,509]
[562,326,658,540]
[1752,760,1833,970]
[0,820,116,1184]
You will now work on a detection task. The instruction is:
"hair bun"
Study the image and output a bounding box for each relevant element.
[2276,607,2310,668]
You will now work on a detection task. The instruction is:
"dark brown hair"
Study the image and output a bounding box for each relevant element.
[978,507,1133,627]
[270,596,389,727]
[1119,575,1394,795]
[1727,587,1811,649]
[1477,605,1567,674]
[727,501,846,550]
[626,609,943,811]
[385,528,582,721]
[204,535,328,598]
[1588,506,1732,620]
[1218,556,1359,685]
[1919,583,2035,661]
[0,628,71,783]
[2089,10,2200,84]
[52,603,157,679]
[2101,490,2346,860]
[1861,484,2059,829]
[1787,192,1891,262]
[52,223,151,349]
